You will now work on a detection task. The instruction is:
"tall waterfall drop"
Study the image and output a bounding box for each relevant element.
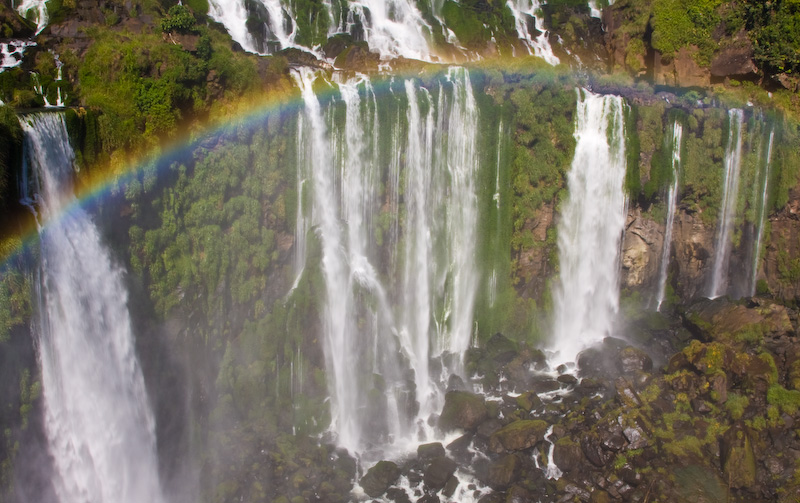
[292,67,480,455]
[708,109,744,299]
[655,122,683,311]
[751,130,775,296]
[21,114,165,503]
[551,90,627,364]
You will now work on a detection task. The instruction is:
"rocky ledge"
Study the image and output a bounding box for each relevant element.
[346,296,800,503]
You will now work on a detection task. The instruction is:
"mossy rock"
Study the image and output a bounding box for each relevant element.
[359,460,401,498]
[423,456,457,491]
[486,453,521,489]
[417,442,446,461]
[488,419,549,453]
[720,424,756,490]
[553,436,583,473]
[438,391,489,432]
[485,332,518,364]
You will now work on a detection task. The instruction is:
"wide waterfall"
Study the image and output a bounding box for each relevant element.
[551,89,627,364]
[292,68,479,455]
[708,109,745,299]
[655,122,683,311]
[20,114,166,503]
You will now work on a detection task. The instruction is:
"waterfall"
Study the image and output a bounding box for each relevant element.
[207,0,257,53]
[750,130,775,295]
[293,68,480,455]
[655,122,683,311]
[21,114,165,503]
[15,0,49,34]
[506,0,560,65]
[551,89,627,365]
[708,109,745,299]
[344,0,436,61]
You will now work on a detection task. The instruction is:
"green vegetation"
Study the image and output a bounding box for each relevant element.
[651,0,721,65]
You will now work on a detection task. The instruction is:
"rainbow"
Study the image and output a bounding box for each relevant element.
[0,57,566,268]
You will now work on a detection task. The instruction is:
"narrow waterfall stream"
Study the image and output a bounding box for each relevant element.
[708,109,745,299]
[751,130,775,296]
[551,89,627,365]
[21,113,166,503]
[655,122,683,311]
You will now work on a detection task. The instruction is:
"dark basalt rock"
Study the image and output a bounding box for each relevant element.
[360,460,401,498]
[616,346,653,374]
[486,453,521,489]
[485,332,518,364]
[553,437,584,473]
[417,442,445,461]
[488,419,549,453]
[438,391,489,432]
[423,456,457,491]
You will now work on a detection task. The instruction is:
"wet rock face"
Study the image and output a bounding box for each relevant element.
[710,32,758,79]
[621,210,662,289]
[360,460,401,498]
[654,47,712,87]
[673,210,714,299]
[422,456,457,492]
[438,391,489,432]
[488,419,549,453]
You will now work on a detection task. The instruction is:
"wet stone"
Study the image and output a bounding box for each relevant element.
[423,456,457,491]
[417,442,446,461]
[360,460,401,498]
[557,373,578,385]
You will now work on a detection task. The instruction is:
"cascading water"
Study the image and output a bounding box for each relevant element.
[708,109,744,299]
[344,0,436,61]
[506,0,560,65]
[21,113,165,503]
[751,130,775,296]
[655,122,683,311]
[551,89,627,365]
[292,67,480,456]
[15,0,49,34]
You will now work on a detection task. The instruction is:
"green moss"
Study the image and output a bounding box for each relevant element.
[767,384,800,416]
[651,0,721,66]
[725,393,749,420]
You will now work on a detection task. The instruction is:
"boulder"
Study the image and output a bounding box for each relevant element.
[360,460,401,498]
[486,332,519,364]
[438,391,489,432]
[488,419,549,453]
[486,453,521,489]
[580,433,613,468]
[553,437,584,473]
[616,346,653,374]
[516,391,543,412]
[710,34,758,78]
[720,423,757,490]
[423,456,457,491]
[417,442,446,461]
